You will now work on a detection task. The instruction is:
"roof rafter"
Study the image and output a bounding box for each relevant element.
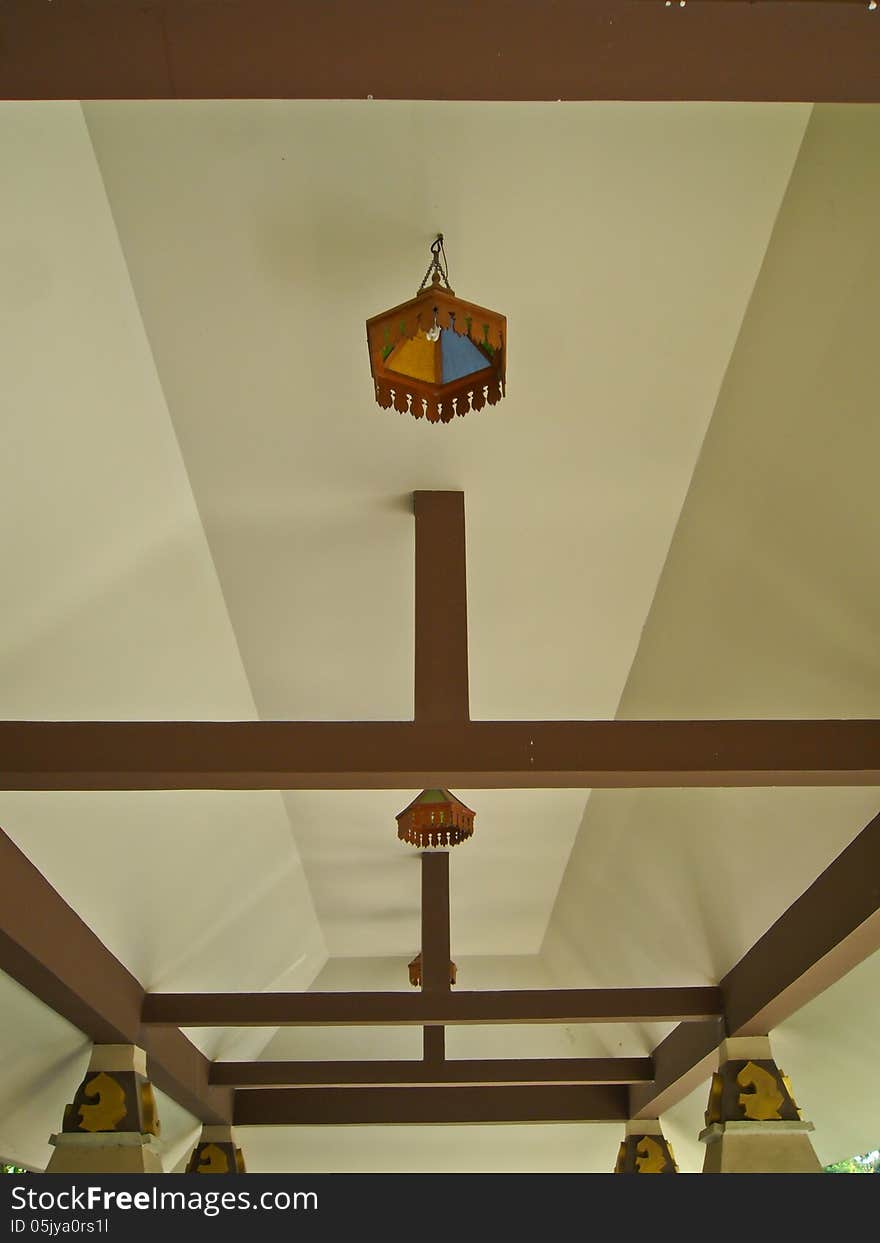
[0,829,232,1125]
[419,844,453,1061]
[630,808,880,1117]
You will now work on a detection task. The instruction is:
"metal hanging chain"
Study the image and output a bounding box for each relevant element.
[417,234,452,293]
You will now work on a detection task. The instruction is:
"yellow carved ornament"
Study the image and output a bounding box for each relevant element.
[77,1072,128,1133]
[196,1144,230,1174]
[736,1061,785,1120]
[781,1072,803,1119]
[140,1082,161,1136]
[705,1071,724,1125]
[635,1136,668,1173]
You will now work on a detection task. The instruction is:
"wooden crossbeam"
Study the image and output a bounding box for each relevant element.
[212,1057,653,1087]
[630,808,880,1117]
[3,719,879,790]
[142,987,722,1027]
[233,1084,629,1125]
[0,829,232,1125]
[2,1,877,103]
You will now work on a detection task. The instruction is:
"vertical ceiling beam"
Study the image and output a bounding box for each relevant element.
[414,491,469,723]
[421,849,451,1062]
[421,851,451,993]
[422,1025,446,1063]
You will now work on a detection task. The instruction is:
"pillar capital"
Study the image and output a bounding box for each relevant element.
[185,1124,246,1174]
[699,1035,821,1172]
[47,1045,163,1173]
[614,1119,679,1173]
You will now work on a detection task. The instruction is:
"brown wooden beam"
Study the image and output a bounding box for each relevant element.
[0,829,232,1124]
[142,986,721,1027]
[421,851,451,994]
[4,719,879,790]
[721,807,880,1036]
[628,1019,724,1118]
[234,1083,629,1125]
[140,1026,232,1127]
[630,806,880,1117]
[212,1056,653,1087]
[423,1026,446,1063]
[0,831,142,1047]
[420,848,452,1066]
[414,492,469,723]
[1,1,878,102]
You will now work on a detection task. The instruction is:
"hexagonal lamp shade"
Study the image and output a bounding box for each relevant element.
[366,237,506,424]
[396,788,475,849]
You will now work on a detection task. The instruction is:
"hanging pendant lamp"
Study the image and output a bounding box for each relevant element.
[366,236,506,424]
[395,788,476,849]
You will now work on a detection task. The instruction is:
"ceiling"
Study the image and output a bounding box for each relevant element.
[1,98,879,1172]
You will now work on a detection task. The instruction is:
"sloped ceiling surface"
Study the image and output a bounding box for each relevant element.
[2,97,878,1171]
[544,104,880,1167]
[0,102,327,1150]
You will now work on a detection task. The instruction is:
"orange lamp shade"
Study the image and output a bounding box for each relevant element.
[366,272,506,424]
[396,788,475,849]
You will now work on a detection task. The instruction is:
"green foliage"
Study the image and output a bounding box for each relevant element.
[824,1149,880,1173]
[2,1164,26,1174]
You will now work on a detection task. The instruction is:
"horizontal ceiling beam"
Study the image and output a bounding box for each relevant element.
[630,806,880,1117]
[233,1083,629,1125]
[2,1,877,102]
[211,1057,654,1088]
[0,830,232,1125]
[143,987,721,1027]
[3,719,879,790]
